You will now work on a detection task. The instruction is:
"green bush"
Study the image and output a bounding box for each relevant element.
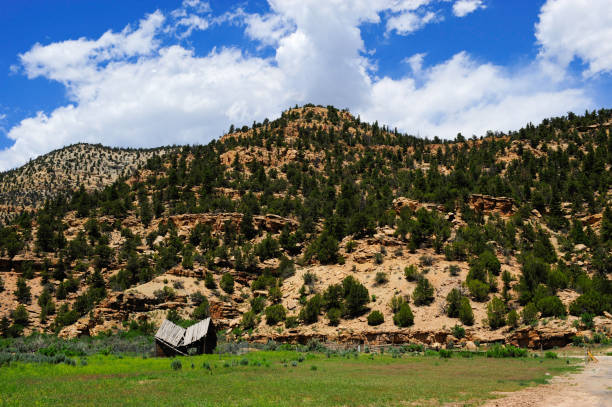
[451,324,466,339]
[204,272,216,289]
[581,313,595,329]
[537,295,566,318]
[544,351,558,359]
[439,349,452,358]
[446,288,463,318]
[299,295,323,324]
[393,303,414,327]
[14,277,31,304]
[389,295,406,313]
[220,273,234,294]
[11,305,29,326]
[327,308,341,326]
[404,265,418,281]
[487,297,506,329]
[374,272,388,285]
[171,359,182,370]
[521,302,539,325]
[458,298,474,326]
[265,304,286,325]
[412,277,434,306]
[486,344,527,358]
[367,311,384,326]
[468,279,489,302]
[250,296,266,314]
[342,276,369,317]
[285,316,299,329]
[506,309,519,328]
[191,299,210,320]
[241,311,257,329]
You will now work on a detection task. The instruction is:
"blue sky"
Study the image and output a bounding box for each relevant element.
[0,0,610,170]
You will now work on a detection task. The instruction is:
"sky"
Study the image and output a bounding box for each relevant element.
[1,0,612,171]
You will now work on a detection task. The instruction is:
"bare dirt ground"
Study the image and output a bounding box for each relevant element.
[483,356,612,407]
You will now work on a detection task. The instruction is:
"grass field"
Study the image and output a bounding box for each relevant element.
[0,350,578,407]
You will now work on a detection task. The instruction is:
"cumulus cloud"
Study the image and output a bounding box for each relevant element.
[452,0,485,18]
[536,0,612,78]
[363,52,589,137]
[0,0,597,170]
[386,11,439,35]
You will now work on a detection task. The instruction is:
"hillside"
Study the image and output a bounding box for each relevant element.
[0,104,611,349]
[0,143,173,222]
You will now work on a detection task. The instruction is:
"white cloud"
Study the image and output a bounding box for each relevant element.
[0,0,596,170]
[244,13,294,46]
[536,0,612,78]
[386,11,439,35]
[363,52,589,137]
[404,52,427,74]
[452,0,485,18]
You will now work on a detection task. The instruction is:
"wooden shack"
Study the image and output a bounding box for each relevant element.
[154,318,217,357]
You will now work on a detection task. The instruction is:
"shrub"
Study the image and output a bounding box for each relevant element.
[447,265,460,277]
[265,304,286,325]
[446,288,463,318]
[204,272,216,289]
[11,305,29,326]
[303,272,317,286]
[342,276,369,317]
[451,324,466,339]
[412,277,434,306]
[14,277,31,304]
[521,302,538,325]
[375,252,384,265]
[468,279,489,302]
[537,296,566,318]
[487,297,506,329]
[486,344,527,358]
[419,255,434,267]
[545,351,558,359]
[374,272,388,285]
[581,313,595,329]
[389,295,406,313]
[327,308,341,326]
[506,309,519,328]
[171,359,182,370]
[166,309,181,324]
[458,298,474,326]
[569,291,607,316]
[220,273,234,294]
[250,296,266,314]
[404,265,418,281]
[393,303,414,327]
[439,349,452,358]
[299,295,323,324]
[367,311,384,326]
[191,300,210,320]
[285,316,299,329]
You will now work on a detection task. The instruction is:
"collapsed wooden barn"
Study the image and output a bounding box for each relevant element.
[154,318,217,357]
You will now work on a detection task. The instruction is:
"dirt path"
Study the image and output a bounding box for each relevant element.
[483,356,612,407]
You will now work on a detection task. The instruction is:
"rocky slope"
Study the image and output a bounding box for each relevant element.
[0,143,172,222]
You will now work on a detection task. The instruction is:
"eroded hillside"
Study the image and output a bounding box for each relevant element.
[0,105,611,349]
[0,143,173,222]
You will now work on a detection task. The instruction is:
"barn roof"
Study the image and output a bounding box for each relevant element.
[155,319,186,347]
[183,318,212,346]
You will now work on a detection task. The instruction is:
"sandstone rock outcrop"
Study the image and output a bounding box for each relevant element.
[469,194,516,216]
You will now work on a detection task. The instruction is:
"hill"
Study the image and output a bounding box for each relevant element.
[0,104,611,349]
[0,143,173,222]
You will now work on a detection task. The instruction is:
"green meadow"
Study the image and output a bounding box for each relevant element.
[0,350,577,407]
